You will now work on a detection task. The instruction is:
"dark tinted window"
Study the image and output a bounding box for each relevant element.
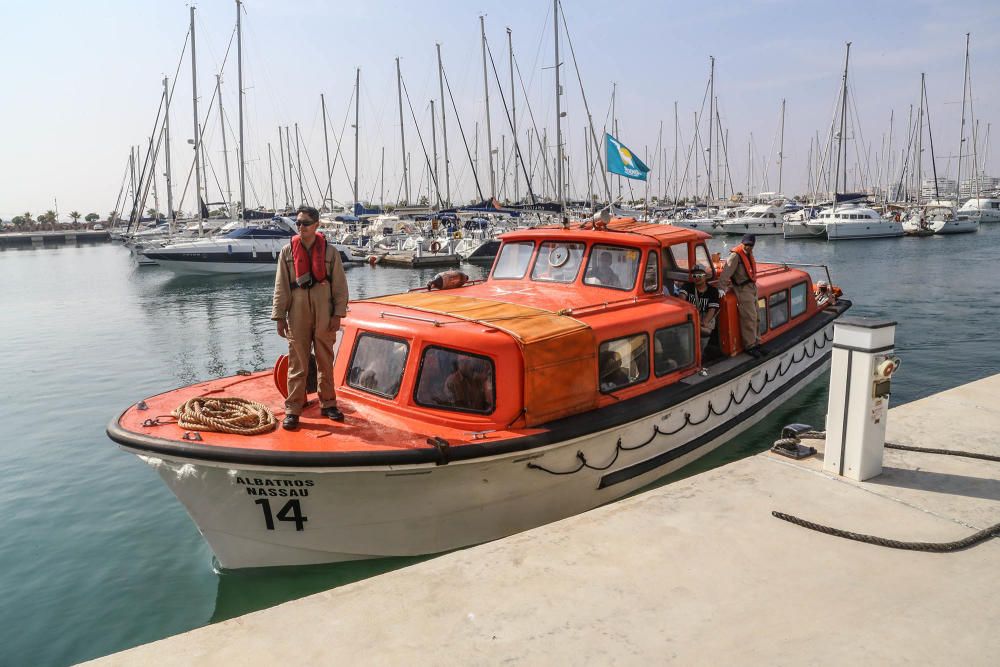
[415,347,495,414]
[757,298,768,335]
[643,251,660,292]
[769,290,789,328]
[347,333,409,398]
[598,334,649,392]
[583,244,641,290]
[654,323,696,376]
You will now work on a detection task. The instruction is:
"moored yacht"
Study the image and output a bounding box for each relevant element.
[719,202,786,235]
[959,197,1000,223]
[109,217,850,569]
[812,205,903,240]
[903,202,979,236]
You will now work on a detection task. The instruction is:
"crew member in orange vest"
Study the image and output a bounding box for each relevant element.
[271,205,350,429]
[719,234,764,358]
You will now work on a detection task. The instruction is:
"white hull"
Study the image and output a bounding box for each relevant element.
[825,220,903,239]
[146,258,278,274]
[719,220,785,236]
[124,325,834,569]
[782,221,826,239]
[934,218,979,234]
[671,218,720,234]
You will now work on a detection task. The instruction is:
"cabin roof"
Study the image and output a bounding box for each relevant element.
[500,217,709,246]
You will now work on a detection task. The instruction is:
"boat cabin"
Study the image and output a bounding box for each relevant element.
[337,219,829,432]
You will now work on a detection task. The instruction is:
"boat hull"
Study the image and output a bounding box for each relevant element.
[825,221,903,240]
[719,220,785,236]
[120,322,837,569]
[782,222,826,239]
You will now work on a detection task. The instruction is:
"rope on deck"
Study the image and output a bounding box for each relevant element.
[173,397,277,435]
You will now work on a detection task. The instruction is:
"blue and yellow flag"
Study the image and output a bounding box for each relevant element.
[605,133,650,181]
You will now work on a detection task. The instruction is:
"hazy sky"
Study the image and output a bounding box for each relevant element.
[2,0,999,219]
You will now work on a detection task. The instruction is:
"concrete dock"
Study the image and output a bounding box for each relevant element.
[0,230,111,246]
[92,374,1000,665]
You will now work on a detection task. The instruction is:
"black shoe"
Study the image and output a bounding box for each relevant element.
[321,406,345,422]
[282,414,300,430]
[746,346,763,359]
[756,345,769,356]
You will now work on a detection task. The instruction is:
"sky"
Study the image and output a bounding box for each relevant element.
[1,0,999,220]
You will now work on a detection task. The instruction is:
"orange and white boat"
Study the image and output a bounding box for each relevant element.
[108,218,850,569]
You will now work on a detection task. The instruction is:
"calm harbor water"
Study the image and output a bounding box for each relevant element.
[2,228,999,665]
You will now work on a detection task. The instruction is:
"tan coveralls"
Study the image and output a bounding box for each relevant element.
[271,243,349,415]
[718,248,760,350]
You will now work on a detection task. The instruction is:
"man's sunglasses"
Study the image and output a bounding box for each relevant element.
[296,219,318,227]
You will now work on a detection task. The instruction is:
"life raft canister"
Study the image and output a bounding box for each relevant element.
[427,270,469,291]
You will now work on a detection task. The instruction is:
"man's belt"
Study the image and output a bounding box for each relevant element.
[290,279,328,290]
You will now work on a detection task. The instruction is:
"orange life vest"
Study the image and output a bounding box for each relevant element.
[291,232,328,285]
[732,244,757,282]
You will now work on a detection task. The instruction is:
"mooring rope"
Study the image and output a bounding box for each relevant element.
[173,397,277,435]
[773,430,1000,552]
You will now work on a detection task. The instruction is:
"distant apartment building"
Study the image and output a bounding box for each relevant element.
[959,175,1000,198]
[920,177,957,200]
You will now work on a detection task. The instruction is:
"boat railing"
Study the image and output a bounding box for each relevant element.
[756,260,833,285]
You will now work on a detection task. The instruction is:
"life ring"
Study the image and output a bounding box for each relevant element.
[453,230,463,239]
[367,255,378,266]
[430,241,442,253]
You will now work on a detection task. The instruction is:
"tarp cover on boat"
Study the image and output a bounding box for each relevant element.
[367,292,598,426]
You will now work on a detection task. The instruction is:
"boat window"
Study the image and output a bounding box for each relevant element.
[769,290,789,328]
[666,243,690,271]
[599,334,649,392]
[414,347,495,414]
[757,298,768,335]
[347,333,409,399]
[583,244,640,290]
[790,282,808,318]
[694,244,714,278]
[530,241,585,283]
[642,250,660,293]
[654,322,695,376]
[492,241,535,279]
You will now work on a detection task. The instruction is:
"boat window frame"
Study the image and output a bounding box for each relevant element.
[757,297,768,336]
[768,289,790,329]
[413,345,497,415]
[598,333,651,394]
[583,243,642,291]
[529,240,587,284]
[789,282,809,319]
[693,243,715,278]
[346,331,411,400]
[490,240,537,280]
[642,249,660,293]
[653,321,696,377]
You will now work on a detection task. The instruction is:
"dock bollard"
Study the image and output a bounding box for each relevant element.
[822,317,900,481]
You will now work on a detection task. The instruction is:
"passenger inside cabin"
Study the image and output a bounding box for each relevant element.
[677,264,721,357]
[445,356,492,411]
[599,350,630,391]
[589,251,621,288]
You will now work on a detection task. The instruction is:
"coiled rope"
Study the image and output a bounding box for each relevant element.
[173,397,277,435]
[774,430,1000,552]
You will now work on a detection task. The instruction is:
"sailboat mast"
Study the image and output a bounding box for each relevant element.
[294,122,304,205]
[957,33,969,204]
[430,99,438,206]
[321,93,331,209]
[436,44,451,206]
[707,56,714,202]
[922,74,941,201]
[189,6,203,216]
[162,76,175,220]
[508,27,518,204]
[354,68,360,207]
[553,0,563,207]
[216,75,233,217]
[236,0,246,217]
[833,42,850,210]
[396,57,409,204]
[267,142,276,211]
[285,126,294,205]
[674,101,679,205]
[481,16,496,197]
[778,98,785,194]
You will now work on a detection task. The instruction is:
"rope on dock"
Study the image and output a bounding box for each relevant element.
[172,397,277,435]
[772,511,1000,552]
[792,430,1000,463]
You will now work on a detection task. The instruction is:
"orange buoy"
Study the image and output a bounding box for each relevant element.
[427,270,469,291]
[273,354,289,398]
[367,255,378,266]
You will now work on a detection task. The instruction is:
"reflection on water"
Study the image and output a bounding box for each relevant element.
[1,231,999,665]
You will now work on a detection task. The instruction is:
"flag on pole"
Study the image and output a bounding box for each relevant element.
[605,133,650,181]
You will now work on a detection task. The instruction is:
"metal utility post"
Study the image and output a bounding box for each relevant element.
[236,0,246,217]
[481,15,496,196]
[162,76,175,220]
[436,44,451,206]
[216,74,233,218]
[396,57,409,204]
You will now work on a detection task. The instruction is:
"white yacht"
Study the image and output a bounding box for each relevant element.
[959,197,1000,223]
[718,202,786,235]
[810,205,902,240]
[903,203,979,236]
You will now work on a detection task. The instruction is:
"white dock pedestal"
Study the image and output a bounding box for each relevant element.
[823,317,899,481]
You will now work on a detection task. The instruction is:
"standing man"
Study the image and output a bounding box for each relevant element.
[272,205,349,429]
[677,264,721,356]
[719,234,763,358]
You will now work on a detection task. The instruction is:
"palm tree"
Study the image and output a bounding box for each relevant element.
[69,211,81,225]
[23,212,33,223]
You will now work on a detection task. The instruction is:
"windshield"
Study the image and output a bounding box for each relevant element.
[492,241,535,279]
[530,241,585,283]
[583,245,641,290]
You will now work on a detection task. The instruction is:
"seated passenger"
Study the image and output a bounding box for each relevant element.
[677,264,721,354]
[599,350,630,391]
[445,357,489,411]
[589,251,621,287]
